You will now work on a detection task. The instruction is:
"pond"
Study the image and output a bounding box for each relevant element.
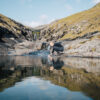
[0,55,100,100]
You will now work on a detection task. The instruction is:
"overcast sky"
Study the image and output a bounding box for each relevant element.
[0,0,100,27]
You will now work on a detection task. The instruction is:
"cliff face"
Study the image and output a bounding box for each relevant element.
[0,14,33,44]
[40,3,100,41]
[0,14,35,55]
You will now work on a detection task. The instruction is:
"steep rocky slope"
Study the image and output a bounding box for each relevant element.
[0,14,33,43]
[39,3,100,57]
[0,14,34,55]
[40,3,100,41]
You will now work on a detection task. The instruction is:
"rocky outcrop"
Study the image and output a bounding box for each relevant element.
[62,37,100,57]
[0,14,34,55]
[0,14,33,42]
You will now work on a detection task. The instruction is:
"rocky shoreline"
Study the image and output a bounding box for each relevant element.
[0,39,100,58]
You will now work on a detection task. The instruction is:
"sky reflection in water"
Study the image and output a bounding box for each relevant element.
[0,55,100,100]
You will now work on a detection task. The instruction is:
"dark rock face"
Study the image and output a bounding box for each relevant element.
[0,14,34,54]
[0,26,17,42]
[41,42,49,50]
[0,26,33,43]
[0,14,33,43]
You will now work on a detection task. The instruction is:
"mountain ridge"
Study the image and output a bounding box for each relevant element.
[39,3,100,41]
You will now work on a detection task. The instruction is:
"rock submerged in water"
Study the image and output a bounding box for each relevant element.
[28,50,50,56]
[5,41,49,56]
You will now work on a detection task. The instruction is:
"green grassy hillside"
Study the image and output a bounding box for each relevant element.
[40,3,100,41]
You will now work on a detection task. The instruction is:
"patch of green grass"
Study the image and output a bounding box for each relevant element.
[80,41,87,44]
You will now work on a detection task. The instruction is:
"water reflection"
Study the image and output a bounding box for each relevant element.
[0,56,100,100]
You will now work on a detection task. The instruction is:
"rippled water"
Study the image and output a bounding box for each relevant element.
[0,55,100,100]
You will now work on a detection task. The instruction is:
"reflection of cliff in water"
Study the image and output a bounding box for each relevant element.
[0,56,100,100]
[61,57,100,73]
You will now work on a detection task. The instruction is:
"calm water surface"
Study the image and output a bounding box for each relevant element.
[0,55,100,100]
